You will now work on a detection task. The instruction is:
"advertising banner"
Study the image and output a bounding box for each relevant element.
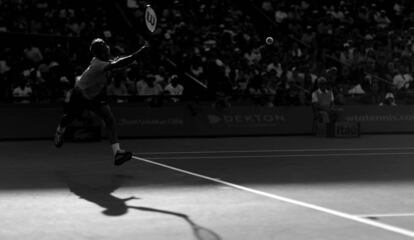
[111,105,313,137]
[112,105,192,137]
[343,105,414,133]
[1,104,62,139]
[196,106,313,135]
[3,103,414,140]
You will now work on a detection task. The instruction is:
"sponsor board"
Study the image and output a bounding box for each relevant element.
[112,105,189,137]
[1,104,62,139]
[118,118,184,126]
[343,105,414,133]
[207,113,286,126]
[3,104,414,139]
[327,122,360,138]
[200,106,312,135]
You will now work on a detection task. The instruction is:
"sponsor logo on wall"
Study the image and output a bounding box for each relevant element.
[207,114,286,127]
[332,122,360,137]
[118,118,184,126]
[346,114,414,122]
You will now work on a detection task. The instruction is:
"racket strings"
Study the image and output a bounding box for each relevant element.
[193,225,222,240]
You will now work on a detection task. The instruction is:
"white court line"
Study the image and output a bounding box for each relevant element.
[140,147,414,155]
[358,213,414,218]
[133,156,414,238]
[145,152,414,160]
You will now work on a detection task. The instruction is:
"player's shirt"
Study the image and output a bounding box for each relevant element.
[312,89,334,109]
[75,57,110,99]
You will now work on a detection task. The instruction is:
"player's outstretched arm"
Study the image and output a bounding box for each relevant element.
[104,44,148,72]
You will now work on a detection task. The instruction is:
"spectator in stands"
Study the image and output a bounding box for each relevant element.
[0,50,11,99]
[393,66,413,90]
[244,47,262,66]
[0,57,10,75]
[262,71,280,107]
[248,73,265,105]
[261,0,273,12]
[190,61,204,78]
[13,81,32,103]
[5,0,414,106]
[135,76,148,96]
[312,77,341,123]
[285,86,302,106]
[379,87,397,106]
[107,75,128,103]
[123,70,137,95]
[164,75,184,102]
[274,6,288,23]
[139,75,163,96]
[334,84,346,106]
[301,25,316,46]
[24,44,43,65]
[374,10,391,29]
[138,75,163,106]
[154,66,167,87]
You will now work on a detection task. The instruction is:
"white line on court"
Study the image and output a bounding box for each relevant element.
[140,147,414,155]
[144,151,414,160]
[357,213,414,218]
[132,156,414,238]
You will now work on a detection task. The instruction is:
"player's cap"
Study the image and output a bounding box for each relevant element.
[90,38,107,55]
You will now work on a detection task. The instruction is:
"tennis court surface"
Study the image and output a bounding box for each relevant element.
[2,134,414,240]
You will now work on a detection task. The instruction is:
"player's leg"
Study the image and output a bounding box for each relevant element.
[91,104,132,166]
[54,89,84,147]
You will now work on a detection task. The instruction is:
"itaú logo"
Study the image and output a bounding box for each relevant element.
[208,114,286,124]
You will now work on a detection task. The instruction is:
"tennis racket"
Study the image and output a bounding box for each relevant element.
[185,217,222,240]
[145,4,157,33]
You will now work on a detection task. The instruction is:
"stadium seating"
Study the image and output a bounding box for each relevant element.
[1,0,414,106]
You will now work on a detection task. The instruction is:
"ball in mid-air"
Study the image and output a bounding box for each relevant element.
[266,37,274,45]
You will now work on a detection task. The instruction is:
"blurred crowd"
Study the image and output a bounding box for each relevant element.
[255,0,414,106]
[1,0,414,106]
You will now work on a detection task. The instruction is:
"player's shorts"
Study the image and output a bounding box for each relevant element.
[64,87,108,117]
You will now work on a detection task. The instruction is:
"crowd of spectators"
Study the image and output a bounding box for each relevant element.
[2,0,414,107]
[257,0,414,106]
[0,0,111,36]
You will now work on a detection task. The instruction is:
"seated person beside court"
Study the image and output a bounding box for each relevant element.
[312,77,341,123]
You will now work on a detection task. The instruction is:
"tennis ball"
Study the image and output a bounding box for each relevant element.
[266,37,274,45]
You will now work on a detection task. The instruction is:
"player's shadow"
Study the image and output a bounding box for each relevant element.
[57,172,221,240]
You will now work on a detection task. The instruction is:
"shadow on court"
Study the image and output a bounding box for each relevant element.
[57,172,221,240]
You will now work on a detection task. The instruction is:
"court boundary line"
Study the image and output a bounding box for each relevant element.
[357,213,414,218]
[132,156,414,238]
[140,147,414,155]
[145,152,414,160]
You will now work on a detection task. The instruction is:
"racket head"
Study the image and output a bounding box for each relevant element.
[192,225,221,240]
[145,4,157,33]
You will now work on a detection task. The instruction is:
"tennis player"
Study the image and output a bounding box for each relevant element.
[54,38,147,166]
